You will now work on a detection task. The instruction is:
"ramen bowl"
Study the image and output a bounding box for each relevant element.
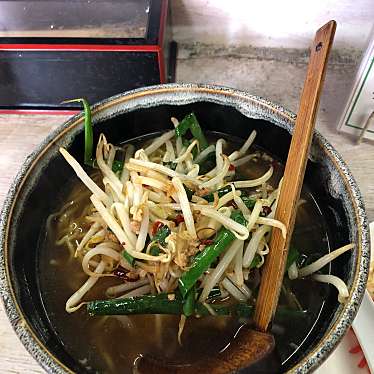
[0,83,370,373]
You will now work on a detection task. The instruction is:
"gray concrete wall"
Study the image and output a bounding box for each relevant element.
[171,0,373,51]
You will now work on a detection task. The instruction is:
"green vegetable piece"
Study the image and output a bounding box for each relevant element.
[182,138,191,148]
[190,116,208,150]
[122,250,135,266]
[234,302,254,318]
[241,196,256,210]
[175,113,194,137]
[207,286,221,300]
[230,210,247,225]
[150,247,160,256]
[286,247,300,271]
[153,225,171,247]
[195,302,254,318]
[239,246,298,271]
[178,211,247,297]
[182,134,198,159]
[87,293,182,316]
[178,232,233,297]
[87,291,254,318]
[249,254,262,269]
[149,225,171,256]
[202,186,232,202]
[197,151,216,175]
[164,161,177,170]
[183,185,194,201]
[274,307,308,323]
[175,113,209,150]
[112,160,124,173]
[61,98,93,167]
[196,151,215,166]
[202,187,256,210]
[87,295,305,323]
[183,285,196,317]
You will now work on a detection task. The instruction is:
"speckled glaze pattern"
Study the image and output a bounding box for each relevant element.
[0,83,370,374]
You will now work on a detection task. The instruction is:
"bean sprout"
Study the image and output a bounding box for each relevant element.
[312,274,349,303]
[298,244,354,278]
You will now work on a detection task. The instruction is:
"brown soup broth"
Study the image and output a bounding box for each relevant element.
[39,132,330,373]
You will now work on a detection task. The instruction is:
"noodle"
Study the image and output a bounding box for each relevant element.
[245,200,263,232]
[234,241,244,286]
[111,203,137,247]
[231,153,259,167]
[120,144,135,183]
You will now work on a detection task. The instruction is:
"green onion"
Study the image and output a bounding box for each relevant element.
[207,286,222,300]
[112,160,124,173]
[182,137,198,159]
[241,196,256,210]
[178,211,247,298]
[274,307,307,322]
[183,285,196,317]
[182,138,190,148]
[183,185,194,201]
[286,247,300,271]
[202,187,256,210]
[242,246,299,271]
[122,250,135,266]
[201,186,232,202]
[164,161,177,170]
[249,254,262,269]
[175,113,209,150]
[149,225,171,256]
[87,293,254,318]
[194,302,254,318]
[87,293,182,316]
[153,225,171,247]
[197,151,216,175]
[61,98,94,167]
[150,247,160,256]
[196,286,222,301]
[87,294,306,323]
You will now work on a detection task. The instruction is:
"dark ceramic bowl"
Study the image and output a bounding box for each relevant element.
[0,84,370,373]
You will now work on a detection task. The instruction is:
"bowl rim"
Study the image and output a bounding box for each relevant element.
[0,83,370,374]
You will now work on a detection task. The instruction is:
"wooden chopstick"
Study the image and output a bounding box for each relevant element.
[254,20,337,332]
